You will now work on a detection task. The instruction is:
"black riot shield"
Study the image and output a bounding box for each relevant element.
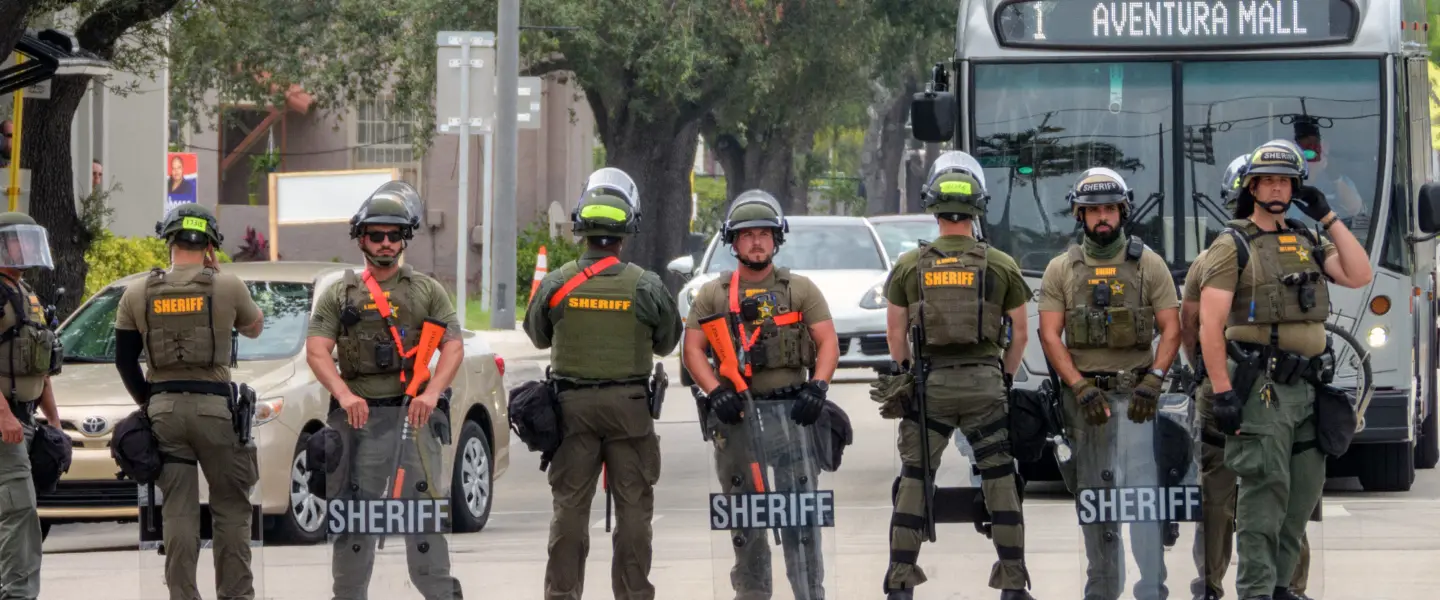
[1065,390,1202,600]
[266,404,461,599]
[708,398,836,600]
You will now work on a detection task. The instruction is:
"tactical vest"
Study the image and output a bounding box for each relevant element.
[1223,219,1330,327]
[908,242,1007,349]
[549,260,653,380]
[0,277,57,379]
[336,267,423,380]
[143,268,232,371]
[1062,237,1156,350]
[722,268,816,372]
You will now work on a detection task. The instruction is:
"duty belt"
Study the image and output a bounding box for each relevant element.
[1080,368,1145,391]
[1228,341,1319,386]
[149,380,230,398]
[552,377,649,393]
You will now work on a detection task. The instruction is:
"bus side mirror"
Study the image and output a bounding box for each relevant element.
[911,91,956,143]
[1419,183,1440,234]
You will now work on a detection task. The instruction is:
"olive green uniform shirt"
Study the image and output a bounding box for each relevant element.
[1195,229,1336,357]
[309,268,461,398]
[686,268,831,394]
[884,235,1029,361]
[524,249,683,360]
[1039,246,1178,372]
[0,279,47,401]
[116,265,261,384]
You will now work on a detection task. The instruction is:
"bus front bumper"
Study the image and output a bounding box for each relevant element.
[1352,388,1412,444]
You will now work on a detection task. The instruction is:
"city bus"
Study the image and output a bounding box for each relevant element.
[909,0,1440,491]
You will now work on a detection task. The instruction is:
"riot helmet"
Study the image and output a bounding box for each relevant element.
[350,181,421,268]
[156,203,224,250]
[572,167,641,240]
[721,190,788,245]
[1067,167,1134,218]
[1239,139,1308,188]
[921,151,989,218]
[1220,154,1250,210]
[0,212,52,270]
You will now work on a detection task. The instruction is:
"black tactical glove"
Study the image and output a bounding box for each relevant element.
[1292,185,1333,222]
[1210,389,1244,435]
[1071,379,1110,427]
[710,387,745,425]
[791,381,826,426]
[1128,373,1163,423]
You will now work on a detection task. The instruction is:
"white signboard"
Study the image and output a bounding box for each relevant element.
[268,169,399,260]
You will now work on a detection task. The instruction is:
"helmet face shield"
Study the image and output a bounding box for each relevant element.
[0,224,53,270]
[1069,168,1133,207]
[582,168,640,213]
[1221,154,1249,203]
[926,152,987,192]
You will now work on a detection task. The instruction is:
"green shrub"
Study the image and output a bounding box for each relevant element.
[516,218,582,306]
[84,232,231,301]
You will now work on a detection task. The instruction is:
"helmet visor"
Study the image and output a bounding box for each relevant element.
[727,191,785,229]
[0,225,53,270]
[1221,154,1249,200]
[1071,168,1131,205]
[927,152,987,192]
[582,168,639,212]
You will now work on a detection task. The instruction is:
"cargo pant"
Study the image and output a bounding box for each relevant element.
[546,383,660,600]
[1222,365,1324,599]
[148,393,259,600]
[711,397,824,600]
[884,362,1028,592]
[1059,386,1167,600]
[1191,379,1311,598]
[0,406,38,600]
[326,402,461,600]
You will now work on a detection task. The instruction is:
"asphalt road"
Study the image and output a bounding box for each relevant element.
[37,358,1440,599]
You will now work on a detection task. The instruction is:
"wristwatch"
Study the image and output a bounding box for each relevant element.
[810,380,830,394]
[1149,368,1167,380]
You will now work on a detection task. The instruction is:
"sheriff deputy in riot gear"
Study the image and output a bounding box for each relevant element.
[683,189,840,600]
[113,203,265,599]
[1195,140,1371,600]
[878,151,1033,600]
[0,212,61,600]
[522,168,681,600]
[1186,156,1314,600]
[305,182,464,599]
[1037,168,1180,600]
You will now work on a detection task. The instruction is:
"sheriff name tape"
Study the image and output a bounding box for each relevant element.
[709,491,837,530]
[1075,486,1202,524]
[326,499,451,535]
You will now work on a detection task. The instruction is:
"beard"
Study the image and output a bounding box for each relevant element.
[738,253,773,270]
[1084,223,1122,245]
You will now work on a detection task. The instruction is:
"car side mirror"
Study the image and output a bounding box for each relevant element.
[1419,183,1440,234]
[667,255,695,280]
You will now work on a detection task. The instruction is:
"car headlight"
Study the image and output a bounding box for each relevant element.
[859,284,888,309]
[254,397,284,426]
[1367,325,1388,348]
[684,287,699,305]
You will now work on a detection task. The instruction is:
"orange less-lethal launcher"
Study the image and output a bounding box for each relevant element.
[379,317,449,548]
[698,312,781,545]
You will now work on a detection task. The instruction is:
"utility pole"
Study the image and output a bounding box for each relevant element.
[492,0,520,330]
[435,31,495,329]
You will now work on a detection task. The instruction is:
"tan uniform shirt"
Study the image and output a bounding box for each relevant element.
[116,265,261,384]
[0,279,47,401]
[1195,231,1336,357]
[1039,246,1178,372]
[687,269,831,394]
[884,235,1030,361]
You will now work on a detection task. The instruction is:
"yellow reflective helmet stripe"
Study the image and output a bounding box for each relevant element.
[938,180,973,195]
[579,204,628,222]
[180,216,208,232]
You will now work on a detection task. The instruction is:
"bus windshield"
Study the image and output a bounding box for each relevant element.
[972,58,1383,275]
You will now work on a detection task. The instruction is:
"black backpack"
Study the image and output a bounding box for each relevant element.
[29,422,71,494]
[507,380,563,471]
[109,408,165,484]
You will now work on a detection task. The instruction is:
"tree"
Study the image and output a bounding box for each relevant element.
[16,0,182,316]
[699,0,875,215]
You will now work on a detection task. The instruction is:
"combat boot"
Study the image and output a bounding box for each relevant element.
[1274,587,1313,600]
[885,590,913,600]
[1000,590,1037,600]
[1195,587,1222,600]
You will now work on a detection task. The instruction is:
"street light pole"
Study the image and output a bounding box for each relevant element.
[492,0,519,329]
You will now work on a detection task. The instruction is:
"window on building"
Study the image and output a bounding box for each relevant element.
[352,97,423,192]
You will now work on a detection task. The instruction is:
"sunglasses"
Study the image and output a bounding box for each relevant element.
[365,231,405,243]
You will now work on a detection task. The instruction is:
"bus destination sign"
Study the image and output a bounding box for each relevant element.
[996,0,1358,49]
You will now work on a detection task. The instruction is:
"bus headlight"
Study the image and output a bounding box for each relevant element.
[860,284,888,309]
[1367,326,1388,348]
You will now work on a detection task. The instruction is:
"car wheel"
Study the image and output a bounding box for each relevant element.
[266,431,327,545]
[450,421,493,534]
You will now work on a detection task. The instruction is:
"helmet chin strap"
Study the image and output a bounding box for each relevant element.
[1261,200,1289,215]
[732,246,777,271]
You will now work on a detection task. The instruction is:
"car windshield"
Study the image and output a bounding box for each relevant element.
[705,222,886,273]
[59,281,315,363]
[972,58,1383,275]
[871,219,940,262]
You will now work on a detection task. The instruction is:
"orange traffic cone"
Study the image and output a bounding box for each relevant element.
[529,246,548,300]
